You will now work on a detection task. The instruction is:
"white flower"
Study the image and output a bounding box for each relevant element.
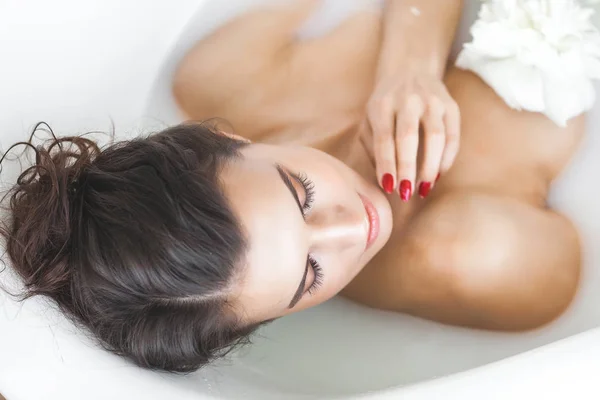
[457,0,600,126]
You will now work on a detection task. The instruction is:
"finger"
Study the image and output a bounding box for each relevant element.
[367,98,397,194]
[440,99,461,173]
[395,96,423,202]
[419,98,446,198]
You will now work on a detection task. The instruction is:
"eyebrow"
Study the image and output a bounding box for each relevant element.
[275,164,309,309]
[275,164,303,215]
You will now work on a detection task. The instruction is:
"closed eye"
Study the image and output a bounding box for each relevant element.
[292,172,315,216]
[275,164,323,308]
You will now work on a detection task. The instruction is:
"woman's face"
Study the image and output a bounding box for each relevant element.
[220,142,393,322]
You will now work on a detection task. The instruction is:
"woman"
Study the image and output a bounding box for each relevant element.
[1,0,585,373]
[172,0,583,325]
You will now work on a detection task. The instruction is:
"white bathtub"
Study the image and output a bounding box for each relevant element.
[2,0,600,399]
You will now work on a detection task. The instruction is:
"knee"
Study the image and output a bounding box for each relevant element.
[409,194,581,331]
[444,213,581,331]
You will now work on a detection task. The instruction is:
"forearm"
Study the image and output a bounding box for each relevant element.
[378,0,463,78]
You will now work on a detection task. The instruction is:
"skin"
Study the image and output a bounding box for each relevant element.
[368,0,463,196]
[222,143,393,323]
[173,2,583,330]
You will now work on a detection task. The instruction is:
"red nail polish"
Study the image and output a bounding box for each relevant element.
[382,173,394,194]
[400,180,412,202]
[419,182,432,198]
[435,173,441,183]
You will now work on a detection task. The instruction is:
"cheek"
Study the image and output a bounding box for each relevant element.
[318,255,360,298]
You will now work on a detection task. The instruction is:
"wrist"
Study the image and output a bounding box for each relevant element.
[376,48,445,80]
[377,2,454,80]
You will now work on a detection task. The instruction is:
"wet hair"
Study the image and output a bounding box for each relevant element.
[0,122,260,373]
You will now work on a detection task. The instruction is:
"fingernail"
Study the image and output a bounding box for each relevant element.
[419,182,432,198]
[382,173,394,194]
[435,173,441,183]
[400,180,412,202]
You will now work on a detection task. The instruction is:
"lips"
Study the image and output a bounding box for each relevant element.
[358,193,380,251]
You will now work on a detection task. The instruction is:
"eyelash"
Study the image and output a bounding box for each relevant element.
[294,172,315,216]
[307,256,323,295]
[294,172,322,294]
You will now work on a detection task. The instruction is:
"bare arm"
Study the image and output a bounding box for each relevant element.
[173,1,320,123]
[366,0,463,198]
[378,0,463,78]
[344,67,584,331]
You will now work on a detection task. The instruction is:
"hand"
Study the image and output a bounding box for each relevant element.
[365,71,460,201]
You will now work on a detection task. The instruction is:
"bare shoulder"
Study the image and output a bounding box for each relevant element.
[173,1,382,142]
[344,190,581,331]
[446,67,586,138]
[172,1,320,133]
[445,67,585,179]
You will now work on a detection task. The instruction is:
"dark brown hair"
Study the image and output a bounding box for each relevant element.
[0,122,260,373]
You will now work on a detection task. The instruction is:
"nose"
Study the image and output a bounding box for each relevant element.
[308,204,365,252]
